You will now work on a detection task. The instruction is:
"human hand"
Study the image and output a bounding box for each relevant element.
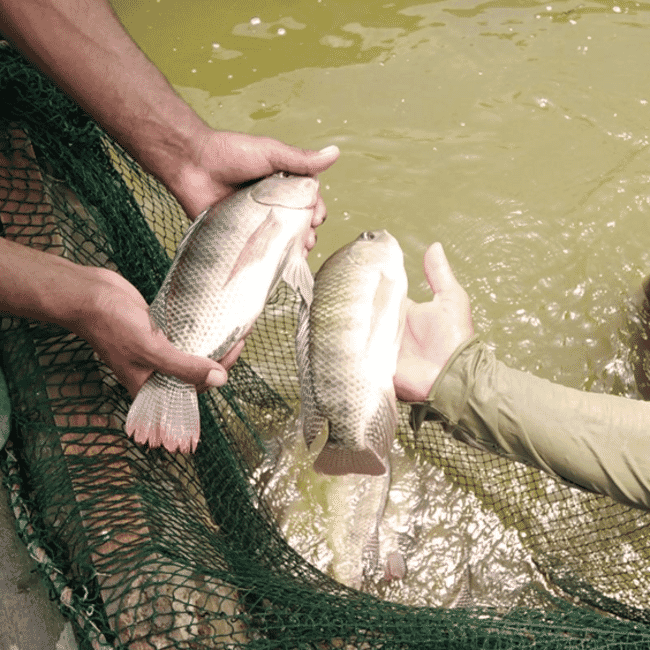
[168,130,340,253]
[75,267,242,399]
[394,243,474,402]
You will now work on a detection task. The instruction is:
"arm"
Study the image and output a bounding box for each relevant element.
[414,338,650,510]
[0,0,339,223]
[0,0,204,200]
[0,238,235,398]
[396,243,650,511]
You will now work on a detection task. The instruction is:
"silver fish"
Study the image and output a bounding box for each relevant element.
[326,461,392,589]
[295,230,407,475]
[126,172,317,453]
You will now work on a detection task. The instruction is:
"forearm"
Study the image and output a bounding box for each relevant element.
[0,0,210,191]
[0,237,98,332]
[411,338,650,510]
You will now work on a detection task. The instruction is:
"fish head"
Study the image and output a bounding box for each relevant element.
[251,172,319,209]
[344,230,404,271]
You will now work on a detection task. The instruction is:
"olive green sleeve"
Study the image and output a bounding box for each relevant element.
[409,337,650,510]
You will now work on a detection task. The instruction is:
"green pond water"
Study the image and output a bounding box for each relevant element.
[112,0,650,610]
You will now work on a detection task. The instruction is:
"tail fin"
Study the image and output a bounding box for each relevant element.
[125,372,200,453]
[313,443,388,476]
[313,391,397,476]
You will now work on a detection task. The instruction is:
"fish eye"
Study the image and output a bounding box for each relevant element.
[359,231,375,241]
[277,171,291,178]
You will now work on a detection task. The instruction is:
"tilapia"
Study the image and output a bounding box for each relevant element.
[326,461,392,589]
[296,230,407,475]
[126,172,317,453]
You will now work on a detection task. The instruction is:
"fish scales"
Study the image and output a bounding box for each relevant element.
[297,230,407,476]
[153,200,267,356]
[126,172,317,454]
[327,462,392,589]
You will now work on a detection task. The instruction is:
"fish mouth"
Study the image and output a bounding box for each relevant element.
[343,230,397,266]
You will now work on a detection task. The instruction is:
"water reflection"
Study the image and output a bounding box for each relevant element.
[255,415,547,610]
[623,276,650,399]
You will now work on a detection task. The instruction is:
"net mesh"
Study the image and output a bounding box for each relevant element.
[1,43,650,649]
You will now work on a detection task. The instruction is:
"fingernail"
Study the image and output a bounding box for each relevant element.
[317,145,339,156]
[206,368,226,387]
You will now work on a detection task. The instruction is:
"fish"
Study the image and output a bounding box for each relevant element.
[326,460,392,589]
[126,172,318,453]
[295,230,408,476]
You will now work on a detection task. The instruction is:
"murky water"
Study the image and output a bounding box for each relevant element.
[115,0,650,609]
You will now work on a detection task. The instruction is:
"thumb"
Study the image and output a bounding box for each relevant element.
[154,340,227,388]
[423,242,461,296]
[269,144,340,177]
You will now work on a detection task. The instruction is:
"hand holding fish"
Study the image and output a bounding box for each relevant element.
[0,1,338,256]
[394,243,474,402]
[0,238,239,401]
[74,267,243,399]
[168,130,340,252]
[0,0,338,452]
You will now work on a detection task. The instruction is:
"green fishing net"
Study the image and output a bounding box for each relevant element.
[2,44,650,649]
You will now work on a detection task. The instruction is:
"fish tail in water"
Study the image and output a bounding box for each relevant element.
[126,372,200,453]
[384,551,407,581]
[313,435,388,476]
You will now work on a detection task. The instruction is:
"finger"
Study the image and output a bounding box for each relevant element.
[152,339,227,387]
[195,340,245,393]
[304,228,317,254]
[269,144,340,177]
[311,195,327,227]
[131,357,228,398]
[423,242,462,296]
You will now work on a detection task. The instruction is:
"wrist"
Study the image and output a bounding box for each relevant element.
[0,239,103,335]
[396,358,441,403]
[52,264,111,339]
[427,335,481,403]
[408,336,482,435]
[121,105,212,204]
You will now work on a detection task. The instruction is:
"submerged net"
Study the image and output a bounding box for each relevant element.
[2,44,650,649]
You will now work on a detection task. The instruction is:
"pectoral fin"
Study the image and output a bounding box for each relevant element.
[367,272,395,350]
[282,253,314,306]
[225,208,281,285]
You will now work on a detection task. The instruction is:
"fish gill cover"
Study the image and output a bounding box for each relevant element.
[1,43,650,650]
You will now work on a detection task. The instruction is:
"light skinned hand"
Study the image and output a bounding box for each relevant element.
[394,242,474,402]
[171,131,340,254]
[76,267,243,399]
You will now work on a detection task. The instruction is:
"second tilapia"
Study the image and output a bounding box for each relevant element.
[126,172,317,454]
[296,230,408,475]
